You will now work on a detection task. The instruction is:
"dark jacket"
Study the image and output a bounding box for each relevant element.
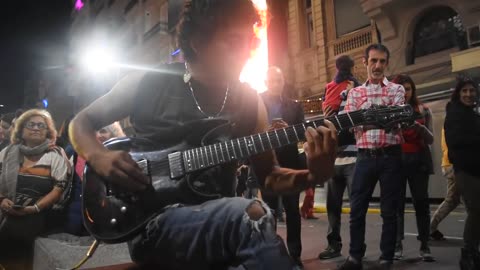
[444,101,480,177]
[261,92,305,169]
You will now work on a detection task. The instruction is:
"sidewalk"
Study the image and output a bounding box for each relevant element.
[301,187,464,215]
[300,187,382,214]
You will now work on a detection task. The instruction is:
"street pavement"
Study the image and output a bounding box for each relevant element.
[276,208,466,269]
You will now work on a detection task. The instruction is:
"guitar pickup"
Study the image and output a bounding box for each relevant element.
[168,152,185,179]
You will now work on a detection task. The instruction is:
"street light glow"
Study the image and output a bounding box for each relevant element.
[81,46,117,73]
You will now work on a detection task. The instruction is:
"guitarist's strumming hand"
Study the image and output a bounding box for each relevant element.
[303,120,338,184]
[89,149,149,191]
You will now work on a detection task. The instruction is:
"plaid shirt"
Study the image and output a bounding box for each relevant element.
[344,77,405,149]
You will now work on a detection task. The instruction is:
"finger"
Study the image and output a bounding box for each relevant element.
[323,119,338,145]
[118,160,149,186]
[119,154,149,184]
[112,169,146,191]
[304,127,317,154]
[307,126,322,153]
[317,121,337,156]
[303,142,309,156]
[315,126,330,153]
[5,200,13,207]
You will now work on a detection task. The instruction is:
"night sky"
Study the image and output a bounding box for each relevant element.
[0,0,72,113]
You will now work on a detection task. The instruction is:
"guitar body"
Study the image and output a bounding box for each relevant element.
[82,119,234,243]
[82,105,416,243]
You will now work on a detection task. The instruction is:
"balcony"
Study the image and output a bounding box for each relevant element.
[451,46,480,74]
[294,97,323,115]
[331,27,373,56]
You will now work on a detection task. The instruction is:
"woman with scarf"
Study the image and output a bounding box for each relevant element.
[445,78,480,270]
[0,109,71,267]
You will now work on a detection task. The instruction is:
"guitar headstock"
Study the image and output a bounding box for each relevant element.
[362,104,418,129]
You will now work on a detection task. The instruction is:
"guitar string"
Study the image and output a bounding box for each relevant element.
[143,113,365,173]
[137,107,411,173]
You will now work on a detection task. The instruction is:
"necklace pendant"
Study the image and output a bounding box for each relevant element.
[183,72,191,83]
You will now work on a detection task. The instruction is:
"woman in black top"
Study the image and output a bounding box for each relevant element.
[444,78,480,270]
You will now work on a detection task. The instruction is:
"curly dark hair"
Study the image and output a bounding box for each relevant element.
[177,0,260,63]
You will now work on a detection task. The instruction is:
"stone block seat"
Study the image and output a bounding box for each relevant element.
[33,233,133,270]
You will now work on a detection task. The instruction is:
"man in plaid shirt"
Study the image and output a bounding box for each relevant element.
[338,44,405,270]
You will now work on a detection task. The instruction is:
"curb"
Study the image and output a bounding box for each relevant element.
[312,204,416,214]
[313,205,380,214]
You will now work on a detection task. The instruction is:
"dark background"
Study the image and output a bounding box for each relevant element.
[0,0,72,113]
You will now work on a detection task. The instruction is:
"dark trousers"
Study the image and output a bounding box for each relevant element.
[456,170,480,251]
[326,163,355,249]
[263,193,302,259]
[397,152,431,244]
[128,197,294,270]
[349,148,402,261]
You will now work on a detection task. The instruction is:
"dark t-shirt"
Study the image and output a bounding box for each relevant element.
[130,63,259,199]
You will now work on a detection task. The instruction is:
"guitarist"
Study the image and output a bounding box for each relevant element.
[69,0,337,269]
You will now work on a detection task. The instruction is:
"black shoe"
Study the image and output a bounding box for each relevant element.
[292,257,304,269]
[420,245,435,262]
[393,241,403,260]
[376,260,393,270]
[337,258,362,270]
[460,248,478,270]
[318,246,342,260]
[430,230,446,241]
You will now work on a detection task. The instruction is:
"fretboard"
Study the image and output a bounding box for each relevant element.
[182,110,365,173]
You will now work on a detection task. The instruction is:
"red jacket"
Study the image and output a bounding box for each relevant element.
[323,80,353,112]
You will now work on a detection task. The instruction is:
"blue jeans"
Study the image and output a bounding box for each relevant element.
[349,148,402,261]
[128,197,294,270]
[326,163,355,248]
[263,193,302,258]
[396,152,431,244]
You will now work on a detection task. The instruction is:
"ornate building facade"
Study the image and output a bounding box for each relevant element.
[284,0,480,99]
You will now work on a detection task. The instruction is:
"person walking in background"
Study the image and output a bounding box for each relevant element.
[444,78,480,270]
[318,55,359,260]
[391,74,434,262]
[429,128,461,241]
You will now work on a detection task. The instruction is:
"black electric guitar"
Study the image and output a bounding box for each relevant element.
[82,105,416,243]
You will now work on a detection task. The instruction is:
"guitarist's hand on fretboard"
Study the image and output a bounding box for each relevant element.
[303,120,338,184]
[89,149,149,191]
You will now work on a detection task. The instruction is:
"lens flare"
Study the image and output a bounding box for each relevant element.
[240,0,268,93]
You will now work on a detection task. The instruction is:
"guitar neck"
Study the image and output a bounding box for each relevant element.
[182,110,365,173]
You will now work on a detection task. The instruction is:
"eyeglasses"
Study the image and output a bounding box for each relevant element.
[24,122,47,130]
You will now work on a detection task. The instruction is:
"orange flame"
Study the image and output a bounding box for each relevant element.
[240,0,268,93]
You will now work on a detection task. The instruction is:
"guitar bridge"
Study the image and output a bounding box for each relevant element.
[168,152,185,179]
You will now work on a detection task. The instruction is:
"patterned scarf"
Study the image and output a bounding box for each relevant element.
[0,140,51,229]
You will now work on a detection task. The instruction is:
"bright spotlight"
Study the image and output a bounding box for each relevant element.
[81,46,117,73]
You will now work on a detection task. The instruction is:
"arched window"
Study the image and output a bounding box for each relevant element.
[413,6,466,59]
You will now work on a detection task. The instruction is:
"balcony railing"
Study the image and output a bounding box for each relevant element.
[333,27,373,56]
[294,97,323,115]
